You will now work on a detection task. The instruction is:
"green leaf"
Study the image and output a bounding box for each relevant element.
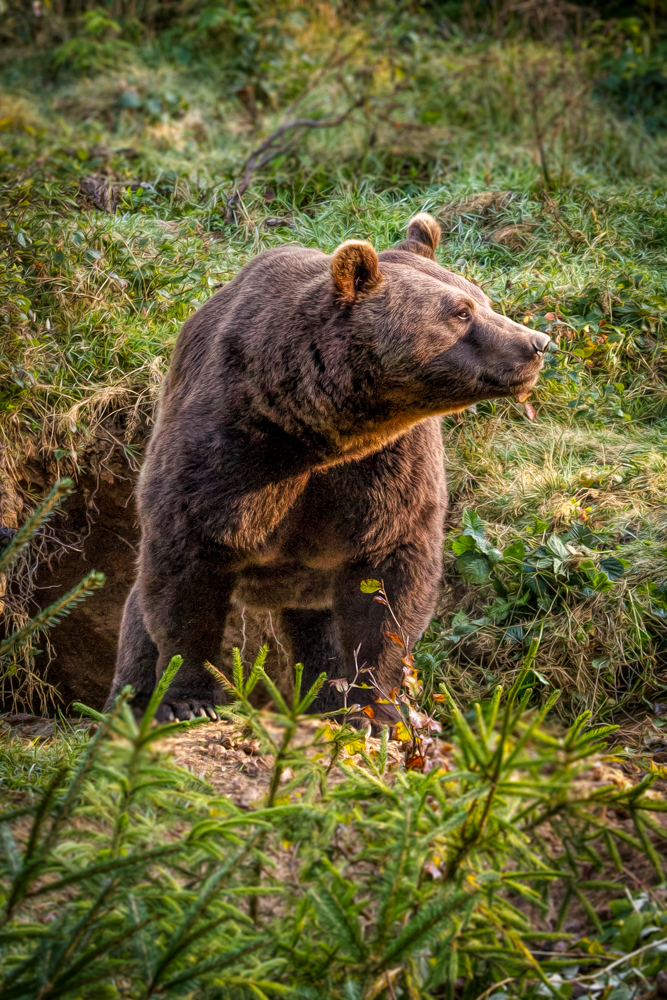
[461,508,486,538]
[545,534,569,560]
[529,669,549,685]
[486,597,512,623]
[599,556,626,581]
[456,550,491,584]
[591,571,613,593]
[452,534,476,555]
[443,609,487,644]
[360,579,382,593]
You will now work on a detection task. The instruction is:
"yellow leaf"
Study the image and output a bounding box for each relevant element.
[343,733,366,754]
[394,721,412,742]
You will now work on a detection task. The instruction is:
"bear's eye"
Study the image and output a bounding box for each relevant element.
[457,309,471,320]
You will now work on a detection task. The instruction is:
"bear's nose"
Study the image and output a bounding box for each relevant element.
[531,332,550,356]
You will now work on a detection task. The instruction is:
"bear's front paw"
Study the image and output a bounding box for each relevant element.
[156,700,219,722]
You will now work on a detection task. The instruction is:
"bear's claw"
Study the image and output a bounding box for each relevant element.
[155,701,219,723]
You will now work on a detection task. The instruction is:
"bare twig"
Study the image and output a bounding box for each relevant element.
[474,977,516,1000]
[529,86,552,189]
[225,99,365,222]
[577,936,667,981]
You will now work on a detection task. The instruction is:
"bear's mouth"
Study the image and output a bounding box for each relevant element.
[478,361,543,393]
[479,373,529,391]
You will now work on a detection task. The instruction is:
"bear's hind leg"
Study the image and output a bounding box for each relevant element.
[105,582,158,714]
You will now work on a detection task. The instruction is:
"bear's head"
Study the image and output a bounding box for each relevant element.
[330,213,550,418]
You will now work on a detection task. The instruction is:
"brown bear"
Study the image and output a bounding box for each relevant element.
[106,213,549,721]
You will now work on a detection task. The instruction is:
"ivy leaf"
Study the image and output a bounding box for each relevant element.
[459,510,504,561]
[443,609,487,644]
[591,571,613,593]
[487,597,512,623]
[551,558,566,577]
[504,625,524,643]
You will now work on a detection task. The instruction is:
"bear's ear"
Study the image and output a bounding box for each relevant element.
[404,213,441,259]
[331,240,382,305]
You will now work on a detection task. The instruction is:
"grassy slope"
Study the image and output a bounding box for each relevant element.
[2,20,667,738]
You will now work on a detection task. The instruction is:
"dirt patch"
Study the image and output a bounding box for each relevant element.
[488,224,535,250]
[31,465,140,711]
[156,717,405,806]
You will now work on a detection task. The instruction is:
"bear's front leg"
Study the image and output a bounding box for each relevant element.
[328,544,442,721]
[139,539,236,722]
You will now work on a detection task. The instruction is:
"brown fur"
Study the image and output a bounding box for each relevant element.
[106,213,549,721]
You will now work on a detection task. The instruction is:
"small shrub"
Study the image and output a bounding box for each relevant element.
[416,506,667,725]
[2,644,667,998]
[0,480,105,713]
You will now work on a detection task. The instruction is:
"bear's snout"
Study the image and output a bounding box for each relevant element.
[489,321,550,370]
[494,320,550,363]
[466,316,549,369]
[442,317,551,401]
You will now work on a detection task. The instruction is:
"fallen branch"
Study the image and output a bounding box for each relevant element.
[225,99,365,223]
